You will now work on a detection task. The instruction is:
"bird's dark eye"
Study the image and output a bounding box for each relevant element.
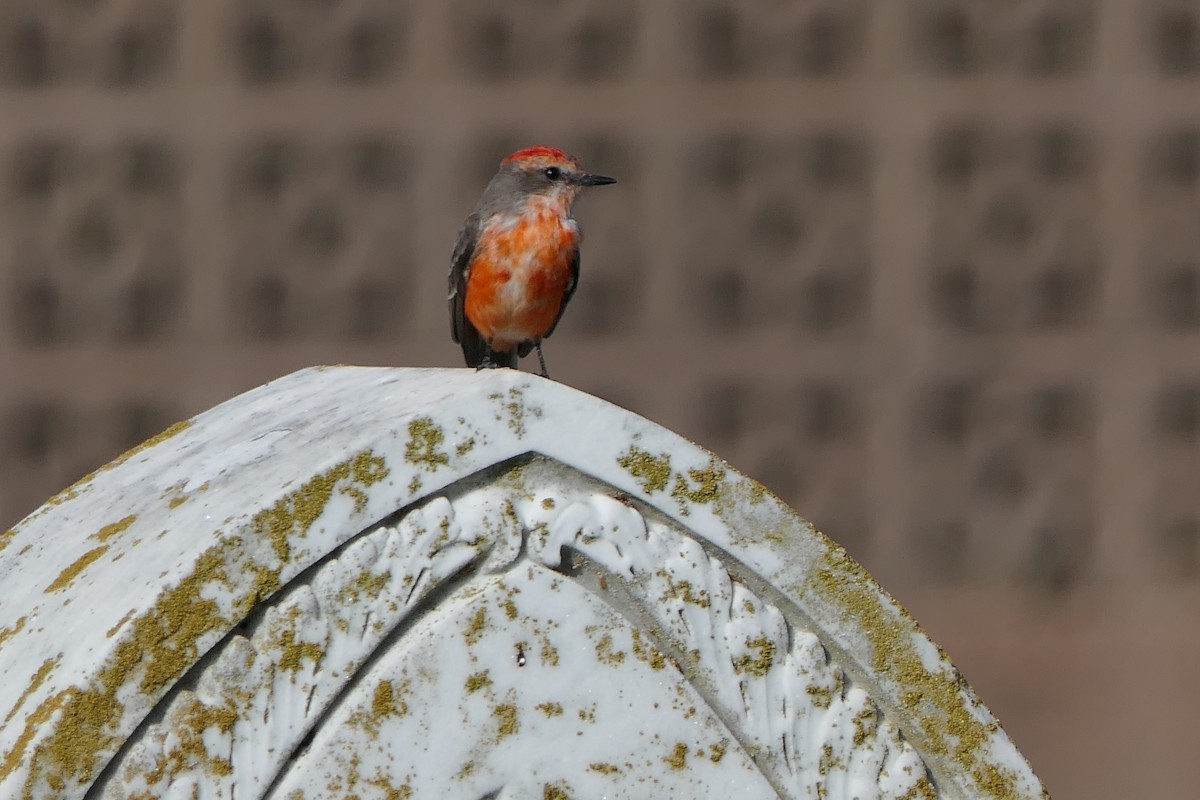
[544,166,561,181]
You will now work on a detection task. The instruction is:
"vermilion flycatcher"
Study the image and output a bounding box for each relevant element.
[448,146,615,377]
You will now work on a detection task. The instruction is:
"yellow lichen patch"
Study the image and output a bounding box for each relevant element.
[8,539,265,796]
[489,388,541,438]
[492,703,519,738]
[455,437,476,457]
[807,683,833,708]
[658,574,710,608]
[588,762,620,775]
[671,459,727,507]
[732,636,776,677]
[617,447,671,494]
[168,495,188,509]
[336,566,389,605]
[91,514,138,542]
[150,696,239,780]
[594,633,626,666]
[663,742,688,770]
[536,701,563,717]
[3,657,59,726]
[709,740,727,763]
[32,422,193,521]
[463,607,487,646]
[340,484,369,513]
[502,596,518,620]
[372,681,395,717]
[819,743,843,773]
[367,772,413,800]
[112,420,192,469]
[0,689,73,786]
[852,706,878,745]
[901,777,939,800]
[275,629,325,673]
[812,545,1019,798]
[351,680,409,737]
[543,782,574,800]
[0,528,17,556]
[630,630,667,670]
[465,671,493,693]
[251,450,389,563]
[0,616,27,647]
[44,545,109,593]
[105,609,137,638]
[405,417,449,470]
[538,636,559,667]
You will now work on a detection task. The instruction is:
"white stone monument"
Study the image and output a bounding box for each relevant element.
[0,367,1047,800]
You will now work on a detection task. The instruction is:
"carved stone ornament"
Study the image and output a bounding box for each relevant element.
[0,367,1048,800]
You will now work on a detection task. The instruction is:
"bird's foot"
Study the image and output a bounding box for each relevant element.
[534,343,550,379]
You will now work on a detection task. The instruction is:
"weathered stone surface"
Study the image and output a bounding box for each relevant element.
[0,367,1045,799]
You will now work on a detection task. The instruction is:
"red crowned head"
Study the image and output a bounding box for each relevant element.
[480,146,616,212]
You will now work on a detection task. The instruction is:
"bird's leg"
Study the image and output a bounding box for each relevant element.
[534,343,550,379]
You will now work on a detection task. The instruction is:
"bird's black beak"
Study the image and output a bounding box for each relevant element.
[579,173,616,186]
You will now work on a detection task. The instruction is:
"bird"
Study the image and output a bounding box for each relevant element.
[448,146,616,378]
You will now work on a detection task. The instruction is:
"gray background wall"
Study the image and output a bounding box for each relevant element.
[2,2,1197,797]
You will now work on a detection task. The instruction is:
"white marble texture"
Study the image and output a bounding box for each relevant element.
[0,367,1047,800]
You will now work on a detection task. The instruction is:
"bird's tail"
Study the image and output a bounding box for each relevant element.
[460,325,518,369]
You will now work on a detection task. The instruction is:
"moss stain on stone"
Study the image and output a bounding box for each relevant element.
[812,544,1022,798]
[732,636,776,677]
[594,633,626,666]
[464,607,487,646]
[465,671,492,693]
[367,773,413,800]
[105,610,136,639]
[536,701,562,717]
[372,680,395,717]
[405,417,449,470]
[162,696,238,779]
[617,447,671,494]
[658,574,710,608]
[91,514,138,542]
[493,703,518,738]
[252,450,389,563]
[664,742,688,770]
[543,782,574,800]
[275,629,325,672]
[5,530,286,798]
[2,657,59,726]
[630,630,667,671]
[671,459,726,508]
[807,683,833,709]
[44,546,110,593]
[0,616,27,647]
[33,421,192,519]
[490,388,541,438]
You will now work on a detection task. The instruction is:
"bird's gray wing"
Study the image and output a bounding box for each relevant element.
[448,213,480,346]
[542,244,580,341]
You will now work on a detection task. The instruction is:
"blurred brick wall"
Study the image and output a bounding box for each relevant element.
[2,2,1199,797]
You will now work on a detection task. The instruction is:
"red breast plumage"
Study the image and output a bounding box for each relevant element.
[448,147,616,377]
